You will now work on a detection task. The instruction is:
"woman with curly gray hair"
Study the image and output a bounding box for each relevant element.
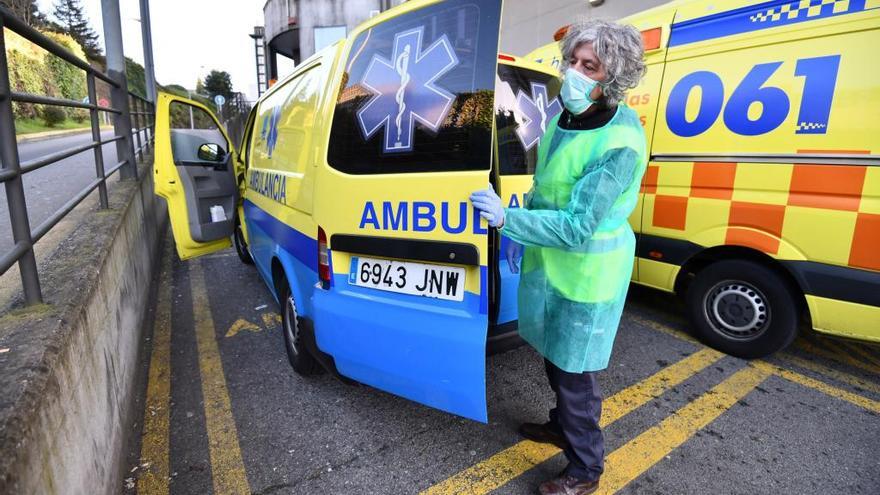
[470,19,648,495]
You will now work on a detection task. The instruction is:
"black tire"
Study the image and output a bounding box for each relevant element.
[233,220,254,265]
[281,283,321,375]
[685,259,800,359]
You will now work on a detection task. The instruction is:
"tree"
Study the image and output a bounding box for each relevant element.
[125,57,146,98]
[203,70,233,100]
[1,0,49,27]
[53,0,102,61]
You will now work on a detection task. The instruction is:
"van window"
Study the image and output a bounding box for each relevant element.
[327,0,498,174]
[168,101,228,160]
[238,107,257,170]
[495,64,562,176]
[252,64,325,174]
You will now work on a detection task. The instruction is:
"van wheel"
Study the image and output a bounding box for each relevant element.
[685,260,799,359]
[281,283,320,375]
[233,220,254,265]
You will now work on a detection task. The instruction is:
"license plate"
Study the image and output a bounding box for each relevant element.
[348,256,466,302]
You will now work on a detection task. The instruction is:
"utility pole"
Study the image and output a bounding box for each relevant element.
[138,0,157,103]
[100,0,138,180]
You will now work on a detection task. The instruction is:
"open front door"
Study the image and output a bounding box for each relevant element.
[154,93,238,260]
[311,0,504,422]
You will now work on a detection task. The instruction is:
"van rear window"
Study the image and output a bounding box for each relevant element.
[327,0,501,175]
[495,64,562,176]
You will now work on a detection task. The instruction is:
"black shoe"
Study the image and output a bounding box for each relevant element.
[518,422,568,449]
[538,475,599,495]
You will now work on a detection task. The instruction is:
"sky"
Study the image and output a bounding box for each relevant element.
[37,0,277,102]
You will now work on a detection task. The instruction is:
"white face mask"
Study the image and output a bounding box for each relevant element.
[560,68,599,115]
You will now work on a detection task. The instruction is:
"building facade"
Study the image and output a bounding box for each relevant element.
[262,0,407,83]
[260,0,671,88]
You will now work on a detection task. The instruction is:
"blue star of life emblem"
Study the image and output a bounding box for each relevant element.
[260,106,281,158]
[515,82,562,151]
[357,26,459,153]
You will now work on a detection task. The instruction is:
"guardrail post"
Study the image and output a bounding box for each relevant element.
[139,0,157,104]
[0,18,42,304]
[101,0,138,180]
[133,96,143,162]
[88,73,109,209]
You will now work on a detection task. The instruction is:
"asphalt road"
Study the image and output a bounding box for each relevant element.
[0,130,118,254]
[123,237,880,495]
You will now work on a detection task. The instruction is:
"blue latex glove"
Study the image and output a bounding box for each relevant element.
[506,239,523,274]
[469,184,505,228]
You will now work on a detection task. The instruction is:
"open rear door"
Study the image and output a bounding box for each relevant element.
[311,0,504,422]
[154,93,238,260]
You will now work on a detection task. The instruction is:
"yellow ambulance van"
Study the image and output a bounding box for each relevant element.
[152,0,548,422]
[523,0,880,358]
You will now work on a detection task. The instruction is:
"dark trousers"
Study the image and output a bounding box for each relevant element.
[544,359,604,482]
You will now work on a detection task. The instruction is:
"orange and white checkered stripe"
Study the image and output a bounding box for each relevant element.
[640,152,879,272]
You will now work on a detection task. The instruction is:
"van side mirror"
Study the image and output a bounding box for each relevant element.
[197,143,226,163]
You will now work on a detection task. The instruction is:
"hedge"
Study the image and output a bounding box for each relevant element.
[4,27,87,120]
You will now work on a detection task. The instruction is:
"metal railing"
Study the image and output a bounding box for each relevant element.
[0,7,154,306]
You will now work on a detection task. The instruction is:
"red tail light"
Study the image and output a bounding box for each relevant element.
[498,53,516,62]
[318,227,331,288]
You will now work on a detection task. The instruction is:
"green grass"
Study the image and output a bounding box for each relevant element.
[14,117,91,136]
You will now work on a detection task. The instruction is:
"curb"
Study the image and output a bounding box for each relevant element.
[15,126,112,145]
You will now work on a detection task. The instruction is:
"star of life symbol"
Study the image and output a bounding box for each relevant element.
[260,106,281,158]
[357,26,459,153]
[514,82,562,151]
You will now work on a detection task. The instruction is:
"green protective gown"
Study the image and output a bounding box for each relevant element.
[501,105,647,373]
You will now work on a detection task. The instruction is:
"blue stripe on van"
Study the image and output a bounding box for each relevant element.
[669,0,874,47]
[244,199,318,272]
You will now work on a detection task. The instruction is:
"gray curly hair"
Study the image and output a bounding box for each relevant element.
[560,19,646,105]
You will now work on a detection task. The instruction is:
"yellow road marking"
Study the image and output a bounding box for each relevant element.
[138,243,173,494]
[225,318,261,338]
[796,339,880,375]
[191,262,251,494]
[753,361,880,414]
[428,311,880,495]
[626,313,700,345]
[777,354,880,396]
[841,341,880,369]
[420,348,724,495]
[597,365,771,494]
[638,319,880,413]
[261,312,282,328]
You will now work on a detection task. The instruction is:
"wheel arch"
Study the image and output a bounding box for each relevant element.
[269,252,311,318]
[674,245,810,319]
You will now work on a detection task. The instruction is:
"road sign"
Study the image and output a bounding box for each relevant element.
[214,94,226,107]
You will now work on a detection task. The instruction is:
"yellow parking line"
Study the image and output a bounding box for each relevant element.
[777,354,880,396]
[626,313,700,346]
[138,243,173,495]
[796,339,880,375]
[420,348,724,495]
[753,361,880,414]
[597,365,771,494]
[190,262,251,494]
[841,342,880,369]
[637,319,880,413]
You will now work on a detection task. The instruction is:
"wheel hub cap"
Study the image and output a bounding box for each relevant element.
[705,282,769,340]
